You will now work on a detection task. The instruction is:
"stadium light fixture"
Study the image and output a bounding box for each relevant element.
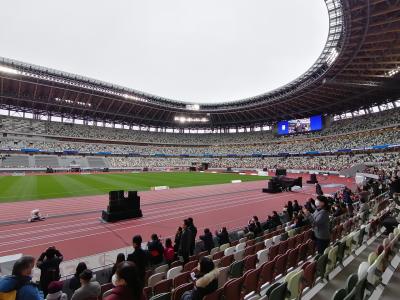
[0,65,20,75]
[386,66,400,77]
[174,116,209,123]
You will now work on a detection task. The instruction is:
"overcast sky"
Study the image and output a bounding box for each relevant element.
[0,0,328,103]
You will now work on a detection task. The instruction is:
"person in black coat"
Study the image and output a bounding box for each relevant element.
[293,200,301,213]
[287,201,294,221]
[199,228,214,253]
[179,219,193,264]
[36,246,63,296]
[215,227,230,246]
[174,227,183,254]
[109,253,125,283]
[127,235,148,285]
[187,217,197,256]
[147,234,164,266]
[69,262,87,292]
[316,183,324,196]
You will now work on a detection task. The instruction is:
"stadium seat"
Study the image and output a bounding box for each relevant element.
[173,271,191,288]
[235,242,246,252]
[285,269,303,300]
[219,243,230,252]
[223,277,244,300]
[154,264,169,274]
[166,266,183,280]
[241,268,261,297]
[171,282,194,300]
[228,259,244,278]
[331,288,347,300]
[257,249,269,266]
[286,247,299,271]
[183,260,198,272]
[219,254,234,268]
[234,249,245,262]
[346,274,358,294]
[224,246,235,257]
[243,254,257,272]
[153,279,173,295]
[302,261,317,290]
[148,273,165,288]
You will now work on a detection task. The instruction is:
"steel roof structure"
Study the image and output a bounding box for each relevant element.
[1,0,400,129]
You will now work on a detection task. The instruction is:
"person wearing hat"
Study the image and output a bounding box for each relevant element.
[45,281,67,300]
[311,196,330,254]
[70,269,101,300]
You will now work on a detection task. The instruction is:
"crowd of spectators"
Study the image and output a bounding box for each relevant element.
[1,126,399,157]
[2,160,398,300]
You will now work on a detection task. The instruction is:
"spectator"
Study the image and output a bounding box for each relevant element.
[174,227,183,254]
[36,247,63,297]
[287,201,294,220]
[263,216,275,231]
[164,238,175,266]
[272,211,282,226]
[69,262,87,292]
[187,217,197,256]
[293,214,305,229]
[105,261,143,300]
[215,227,230,246]
[315,183,324,197]
[71,269,100,300]
[293,200,301,213]
[199,228,214,253]
[179,219,193,264]
[46,281,67,300]
[127,235,148,285]
[147,234,164,266]
[0,255,43,300]
[311,197,331,254]
[343,187,354,216]
[109,253,125,283]
[181,257,219,300]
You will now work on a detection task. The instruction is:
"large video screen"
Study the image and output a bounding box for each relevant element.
[277,115,322,135]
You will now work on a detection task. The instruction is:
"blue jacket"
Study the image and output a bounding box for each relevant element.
[0,275,43,300]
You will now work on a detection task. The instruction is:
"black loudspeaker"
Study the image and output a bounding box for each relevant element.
[307,174,318,184]
[189,167,196,172]
[276,169,287,176]
[262,178,281,193]
[102,190,142,222]
[263,168,268,172]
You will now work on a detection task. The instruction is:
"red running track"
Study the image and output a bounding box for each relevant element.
[0,175,354,260]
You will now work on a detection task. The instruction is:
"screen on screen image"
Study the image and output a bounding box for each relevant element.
[277,115,322,135]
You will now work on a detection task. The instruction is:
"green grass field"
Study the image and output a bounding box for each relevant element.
[0,172,268,203]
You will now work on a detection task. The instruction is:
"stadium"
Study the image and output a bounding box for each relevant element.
[0,0,400,300]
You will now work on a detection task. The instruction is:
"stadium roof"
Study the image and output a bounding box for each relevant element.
[1,0,400,129]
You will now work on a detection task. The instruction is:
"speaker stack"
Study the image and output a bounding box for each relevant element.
[262,177,281,193]
[275,169,287,176]
[101,190,143,222]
